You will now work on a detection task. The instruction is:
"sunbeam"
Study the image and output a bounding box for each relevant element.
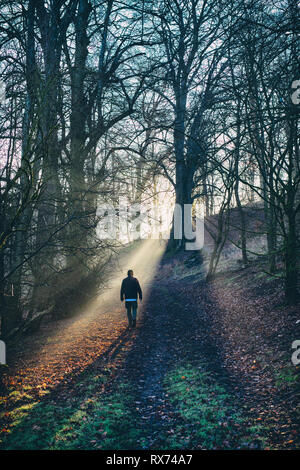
[7,240,166,390]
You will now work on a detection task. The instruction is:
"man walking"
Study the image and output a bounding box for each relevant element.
[120,270,142,328]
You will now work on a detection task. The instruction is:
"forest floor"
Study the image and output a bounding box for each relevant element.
[0,239,299,450]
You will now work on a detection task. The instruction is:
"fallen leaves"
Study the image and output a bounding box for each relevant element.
[1,252,299,450]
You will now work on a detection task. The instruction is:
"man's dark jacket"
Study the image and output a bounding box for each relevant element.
[120,276,142,303]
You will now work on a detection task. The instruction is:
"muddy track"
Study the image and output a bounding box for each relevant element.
[125,284,176,449]
[120,280,240,449]
[1,242,276,450]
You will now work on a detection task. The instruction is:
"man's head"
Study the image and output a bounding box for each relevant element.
[127,269,133,277]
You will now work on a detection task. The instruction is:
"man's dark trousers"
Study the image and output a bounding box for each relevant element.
[125,301,137,327]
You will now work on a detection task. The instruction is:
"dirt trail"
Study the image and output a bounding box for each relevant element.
[1,241,287,450]
[2,240,232,450]
[121,279,238,449]
[126,284,176,449]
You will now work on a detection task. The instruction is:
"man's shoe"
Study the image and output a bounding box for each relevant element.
[132,319,136,328]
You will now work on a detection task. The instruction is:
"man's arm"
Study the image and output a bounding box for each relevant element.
[136,279,142,300]
[120,280,125,301]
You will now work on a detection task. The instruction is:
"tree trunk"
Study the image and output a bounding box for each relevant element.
[234,99,248,266]
[234,177,248,267]
[285,210,298,304]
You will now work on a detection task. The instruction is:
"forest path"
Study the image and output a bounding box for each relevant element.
[1,241,269,449]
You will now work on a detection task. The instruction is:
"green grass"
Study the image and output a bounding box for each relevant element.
[163,362,269,449]
[275,366,299,389]
[0,370,142,450]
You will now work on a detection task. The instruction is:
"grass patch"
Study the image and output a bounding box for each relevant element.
[0,368,142,450]
[163,363,269,449]
[275,366,300,389]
